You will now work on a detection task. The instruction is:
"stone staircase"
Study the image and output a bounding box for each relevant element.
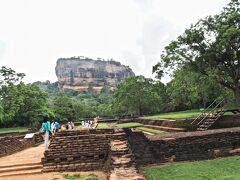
[197,112,224,131]
[0,162,42,178]
[191,99,225,131]
[109,129,145,180]
[0,144,44,178]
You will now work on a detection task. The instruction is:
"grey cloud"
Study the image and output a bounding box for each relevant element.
[124,16,180,80]
[137,16,179,58]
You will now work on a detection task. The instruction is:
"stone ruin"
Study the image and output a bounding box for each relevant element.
[42,126,240,179]
[0,132,43,157]
[42,129,145,180]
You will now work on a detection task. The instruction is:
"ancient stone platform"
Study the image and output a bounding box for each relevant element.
[42,128,145,179]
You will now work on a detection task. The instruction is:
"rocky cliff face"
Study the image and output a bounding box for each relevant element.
[55,57,135,91]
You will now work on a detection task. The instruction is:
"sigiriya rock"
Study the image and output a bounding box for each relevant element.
[55,57,135,91]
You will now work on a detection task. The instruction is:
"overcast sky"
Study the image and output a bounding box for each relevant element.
[0,0,229,83]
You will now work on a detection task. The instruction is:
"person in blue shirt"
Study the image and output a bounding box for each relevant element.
[41,115,51,150]
[54,121,60,132]
[51,119,60,134]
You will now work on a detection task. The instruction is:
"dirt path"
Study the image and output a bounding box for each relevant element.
[2,171,107,180]
[0,144,106,180]
[0,143,44,167]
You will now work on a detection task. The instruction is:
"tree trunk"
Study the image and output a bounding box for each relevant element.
[234,88,240,105]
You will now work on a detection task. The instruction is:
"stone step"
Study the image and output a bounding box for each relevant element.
[0,169,42,177]
[205,119,217,122]
[0,158,42,168]
[197,128,207,131]
[0,162,41,169]
[112,154,132,159]
[141,131,155,135]
[143,125,186,132]
[111,140,128,146]
[111,150,130,155]
[0,164,42,173]
[199,124,210,128]
[109,167,146,180]
[202,121,214,125]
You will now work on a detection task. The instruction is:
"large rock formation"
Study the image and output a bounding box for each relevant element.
[55,57,135,91]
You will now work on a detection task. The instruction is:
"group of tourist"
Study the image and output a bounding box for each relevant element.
[41,115,99,150]
[60,122,74,131]
[41,115,75,150]
[81,116,99,129]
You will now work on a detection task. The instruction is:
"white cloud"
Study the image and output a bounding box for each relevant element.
[0,0,229,83]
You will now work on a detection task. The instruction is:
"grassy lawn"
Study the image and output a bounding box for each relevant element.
[141,109,201,120]
[0,127,28,134]
[114,122,143,128]
[142,156,240,180]
[63,173,98,180]
[97,123,109,129]
[137,127,164,135]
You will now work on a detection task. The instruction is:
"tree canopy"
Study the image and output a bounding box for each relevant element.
[113,76,167,115]
[153,0,240,103]
[0,66,47,127]
[0,66,25,86]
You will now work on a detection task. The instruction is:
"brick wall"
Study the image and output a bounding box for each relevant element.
[134,115,240,130]
[42,129,115,172]
[125,127,240,165]
[0,133,43,157]
[0,137,32,157]
[43,127,240,172]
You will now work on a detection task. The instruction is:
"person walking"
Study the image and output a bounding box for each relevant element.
[54,120,60,133]
[41,115,51,150]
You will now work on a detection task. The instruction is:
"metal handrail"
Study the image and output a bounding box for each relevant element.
[196,99,224,125]
[191,99,218,125]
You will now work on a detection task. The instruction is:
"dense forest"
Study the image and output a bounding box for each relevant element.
[0,0,239,128]
[0,65,236,128]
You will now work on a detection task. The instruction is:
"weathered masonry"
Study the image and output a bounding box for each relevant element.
[126,127,240,165]
[42,127,240,179]
[0,133,43,157]
[42,129,145,180]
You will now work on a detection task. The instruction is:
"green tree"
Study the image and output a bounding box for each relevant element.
[153,0,240,103]
[0,66,25,86]
[52,93,77,121]
[166,67,233,111]
[0,83,47,127]
[0,102,4,123]
[113,76,166,115]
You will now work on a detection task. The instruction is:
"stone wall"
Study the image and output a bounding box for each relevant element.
[42,128,146,179]
[134,115,240,130]
[0,133,43,157]
[213,115,240,128]
[42,127,240,179]
[125,127,240,165]
[42,129,115,172]
[0,137,32,157]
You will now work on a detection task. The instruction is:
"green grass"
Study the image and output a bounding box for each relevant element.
[0,127,28,134]
[114,122,143,128]
[142,156,240,180]
[141,109,201,120]
[137,127,164,135]
[97,123,109,129]
[63,173,98,180]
